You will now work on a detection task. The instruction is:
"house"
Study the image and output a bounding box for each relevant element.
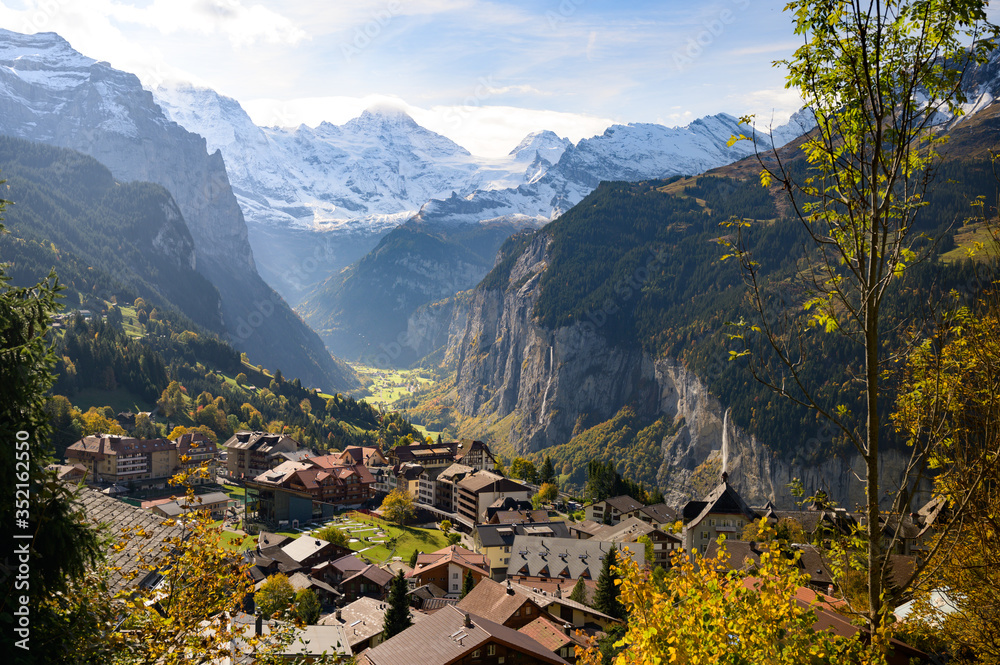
[455,579,548,629]
[408,582,448,608]
[172,431,218,483]
[46,462,88,482]
[149,491,231,520]
[456,472,532,525]
[567,520,605,540]
[339,563,395,603]
[474,522,572,580]
[584,495,644,525]
[681,474,759,555]
[408,545,491,596]
[487,507,549,525]
[281,536,351,569]
[630,503,679,527]
[244,546,304,584]
[505,537,643,588]
[356,605,568,665]
[586,517,682,569]
[334,446,390,469]
[705,540,836,592]
[316,553,370,587]
[231,613,352,663]
[319,596,428,654]
[223,431,300,479]
[509,582,620,631]
[518,615,589,664]
[286,571,341,607]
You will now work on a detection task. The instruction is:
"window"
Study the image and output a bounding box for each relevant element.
[472,649,481,659]
[487,645,496,656]
[710,519,715,526]
[701,531,709,540]
[453,572,459,579]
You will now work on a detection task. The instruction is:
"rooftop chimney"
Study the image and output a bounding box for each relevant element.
[464,612,473,628]
[336,609,343,622]
[255,614,263,636]
[506,580,514,595]
[564,623,572,636]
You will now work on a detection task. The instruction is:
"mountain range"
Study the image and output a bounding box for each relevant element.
[0,28,356,390]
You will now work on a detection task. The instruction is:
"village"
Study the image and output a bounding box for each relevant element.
[45,426,944,664]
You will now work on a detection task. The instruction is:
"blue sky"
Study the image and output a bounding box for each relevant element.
[0,1,832,154]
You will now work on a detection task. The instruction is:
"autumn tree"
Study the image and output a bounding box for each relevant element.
[316,525,350,548]
[380,489,415,524]
[157,380,185,419]
[723,0,997,633]
[257,573,296,618]
[509,457,538,483]
[294,588,322,625]
[578,539,881,665]
[383,570,412,639]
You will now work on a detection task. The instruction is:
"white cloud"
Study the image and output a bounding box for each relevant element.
[243,94,616,157]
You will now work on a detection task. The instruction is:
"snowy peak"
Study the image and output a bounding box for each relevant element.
[0,29,94,76]
[510,130,571,164]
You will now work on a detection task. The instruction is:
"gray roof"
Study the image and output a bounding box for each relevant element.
[505,536,643,581]
[587,517,681,544]
[75,486,184,594]
[320,596,427,651]
[458,471,528,494]
[685,480,759,528]
[602,495,644,514]
[508,582,617,623]
[638,503,679,524]
[288,571,339,596]
[476,521,571,548]
[359,605,567,665]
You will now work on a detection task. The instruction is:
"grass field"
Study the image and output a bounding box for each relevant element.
[304,512,450,564]
[941,222,999,264]
[349,364,438,409]
[71,387,152,413]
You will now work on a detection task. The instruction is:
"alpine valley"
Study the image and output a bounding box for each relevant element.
[3,24,1000,509]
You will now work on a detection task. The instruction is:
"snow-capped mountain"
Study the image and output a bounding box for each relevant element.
[0,28,357,390]
[153,84,542,234]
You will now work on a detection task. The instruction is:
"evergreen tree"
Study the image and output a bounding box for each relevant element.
[409,549,420,569]
[383,570,412,639]
[461,570,475,599]
[593,547,625,620]
[568,577,589,605]
[540,455,555,485]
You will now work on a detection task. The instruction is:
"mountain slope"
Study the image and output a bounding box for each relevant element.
[0,29,357,390]
[0,135,222,328]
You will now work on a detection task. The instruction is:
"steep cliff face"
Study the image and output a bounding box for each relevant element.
[448,232,911,508]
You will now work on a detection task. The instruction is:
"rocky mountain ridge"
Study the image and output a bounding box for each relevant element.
[0,29,356,390]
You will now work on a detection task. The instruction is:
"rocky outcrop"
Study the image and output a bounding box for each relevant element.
[448,232,912,509]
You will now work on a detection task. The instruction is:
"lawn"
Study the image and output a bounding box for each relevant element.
[320,512,450,564]
[71,386,153,414]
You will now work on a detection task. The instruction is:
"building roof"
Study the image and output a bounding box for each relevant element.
[282,536,338,564]
[332,553,371,576]
[66,434,174,460]
[518,615,587,653]
[684,479,759,528]
[258,531,292,550]
[319,596,427,651]
[568,520,605,538]
[505,536,643,582]
[75,486,184,593]
[409,583,447,601]
[600,495,644,514]
[224,431,300,453]
[488,509,549,524]
[705,541,835,588]
[288,572,340,596]
[508,582,618,624]
[476,522,571,549]
[332,446,389,468]
[457,471,529,495]
[587,517,681,545]
[409,545,490,579]
[437,463,476,483]
[637,503,679,524]
[358,605,568,665]
[342,563,394,589]
[455,579,539,626]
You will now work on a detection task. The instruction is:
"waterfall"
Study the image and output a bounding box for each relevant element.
[539,346,554,424]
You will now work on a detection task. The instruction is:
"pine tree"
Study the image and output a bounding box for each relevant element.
[593,547,625,620]
[409,549,420,568]
[568,577,589,605]
[461,570,475,599]
[383,570,412,639]
[294,588,321,625]
[540,455,555,485]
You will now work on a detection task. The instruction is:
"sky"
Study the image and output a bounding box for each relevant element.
[0,1,831,156]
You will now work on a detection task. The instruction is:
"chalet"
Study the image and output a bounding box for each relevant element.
[356,605,568,665]
[681,474,759,556]
[246,459,375,526]
[505,537,643,588]
[319,596,429,654]
[149,491,231,520]
[584,495,644,525]
[518,615,589,664]
[455,578,548,629]
[223,431,300,479]
[408,545,491,596]
[65,435,177,488]
[339,563,395,603]
[281,535,350,569]
[474,522,572,580]
[508,582,620,631]
[286,571,341,607]
[630,502,679,527]
[587,517,682,569]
